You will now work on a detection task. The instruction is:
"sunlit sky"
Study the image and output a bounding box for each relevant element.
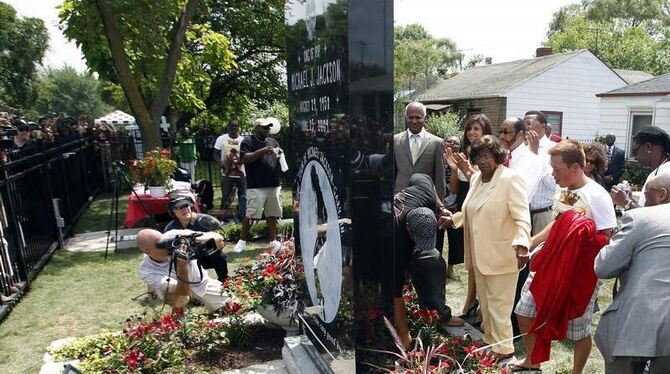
[394,0,579,64]
[7,0,578,72]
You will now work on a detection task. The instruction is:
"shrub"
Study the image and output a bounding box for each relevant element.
[219,220,293,241]
[622,160,650,190]
[425,111,463,140]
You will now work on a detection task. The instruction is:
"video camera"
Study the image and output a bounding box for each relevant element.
[156,232,218,262]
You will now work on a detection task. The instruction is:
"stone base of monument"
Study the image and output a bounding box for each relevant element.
[442,320,485,340]
[282,335,350,374]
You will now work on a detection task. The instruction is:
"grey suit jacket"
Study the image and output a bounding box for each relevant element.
[594,204,670,362]
[393,130,445,200]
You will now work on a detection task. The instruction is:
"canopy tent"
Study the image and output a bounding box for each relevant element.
[94,110,136,128]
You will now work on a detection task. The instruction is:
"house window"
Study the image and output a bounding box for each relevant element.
[541,111,563,136]
[628,111,653,156]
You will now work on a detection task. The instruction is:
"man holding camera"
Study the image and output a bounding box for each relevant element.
[164,195,228,281]
[234,118,284,253]
[136,229,232,311]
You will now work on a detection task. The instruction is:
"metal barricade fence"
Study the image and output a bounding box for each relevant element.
[0,137,103,321]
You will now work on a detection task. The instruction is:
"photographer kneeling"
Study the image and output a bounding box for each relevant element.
[137,229,231,311]
[164,195,228,281]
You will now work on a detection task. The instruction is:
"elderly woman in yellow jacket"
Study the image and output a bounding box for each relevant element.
[445,135,531,360]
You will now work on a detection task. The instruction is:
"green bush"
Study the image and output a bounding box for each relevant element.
[622,160,650,190]
[219,220,294,241]
[424,110,463,139]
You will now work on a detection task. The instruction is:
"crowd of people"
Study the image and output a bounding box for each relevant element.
[393,101,670,373]
[0,111,119,164]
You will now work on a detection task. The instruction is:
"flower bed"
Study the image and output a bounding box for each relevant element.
[223,239,305,321]
[365,283,504,373]
[48,309,284,373]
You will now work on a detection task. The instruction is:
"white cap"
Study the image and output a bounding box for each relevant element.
[253,117,281,135]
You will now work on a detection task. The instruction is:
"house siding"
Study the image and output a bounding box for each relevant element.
[505,51,627,141]
[599,94,670,154]
[450,97,507,133]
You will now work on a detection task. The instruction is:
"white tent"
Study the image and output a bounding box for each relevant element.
[95,110,136,128]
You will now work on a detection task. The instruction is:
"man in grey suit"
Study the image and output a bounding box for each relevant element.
[594,173,670,373]
[394,101,446,201]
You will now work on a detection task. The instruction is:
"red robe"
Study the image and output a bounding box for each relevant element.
[528,210,608,364]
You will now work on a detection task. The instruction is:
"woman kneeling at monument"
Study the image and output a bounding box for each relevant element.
[393,173,464,348]
[446,136,531,361]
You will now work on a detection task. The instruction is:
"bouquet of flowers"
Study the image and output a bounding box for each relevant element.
[223,239,306,321]
[129,149,177,189]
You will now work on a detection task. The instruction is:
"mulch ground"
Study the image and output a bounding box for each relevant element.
[185,326,286,372]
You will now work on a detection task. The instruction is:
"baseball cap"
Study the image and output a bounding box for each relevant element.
[253,117,281,135]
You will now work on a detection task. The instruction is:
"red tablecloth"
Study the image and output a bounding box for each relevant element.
[124,194,200,228]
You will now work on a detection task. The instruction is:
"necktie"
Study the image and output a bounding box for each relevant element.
[503,152,512,167]
[410,134,420,164]
[607,146,613,164]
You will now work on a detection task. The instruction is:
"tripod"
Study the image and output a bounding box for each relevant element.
[104,161,150,259]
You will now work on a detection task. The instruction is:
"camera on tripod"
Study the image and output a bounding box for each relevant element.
[156,232,218,261]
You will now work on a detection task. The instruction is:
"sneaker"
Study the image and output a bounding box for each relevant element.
[270,240,282,254]
[234,239,246,253]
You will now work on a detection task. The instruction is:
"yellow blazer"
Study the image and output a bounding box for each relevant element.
[453,165,531,275]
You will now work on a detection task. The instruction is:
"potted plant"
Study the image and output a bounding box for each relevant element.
[223,239,305,335]
[129,149,177,197]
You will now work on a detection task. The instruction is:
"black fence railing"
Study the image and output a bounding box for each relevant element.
[0,137,103,321]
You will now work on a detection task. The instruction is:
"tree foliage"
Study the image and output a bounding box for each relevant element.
[0,1,48,111]
[394,24,461,99]
[34,66,111,118]
[547,0,670,75]
[59,0,207,149]
[173,0,287,128]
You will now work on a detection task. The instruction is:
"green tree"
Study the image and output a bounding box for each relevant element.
[547,0,670,75]
[394,24,461,99]
[174,0,287,128]
[0,1,48,110]
[34,66,111,118]
[59,0,204,150]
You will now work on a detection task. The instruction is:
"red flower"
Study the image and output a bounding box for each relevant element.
[464,344,478,355]
[223,302,242,315]
[368,309,382,320]
[123,349,144,370]
[205,320,221,328]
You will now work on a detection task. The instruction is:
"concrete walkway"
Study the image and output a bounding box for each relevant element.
[64,228,144,252]
[222,359,288,374]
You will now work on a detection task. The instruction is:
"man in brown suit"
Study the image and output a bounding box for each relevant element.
[394,101,446,201]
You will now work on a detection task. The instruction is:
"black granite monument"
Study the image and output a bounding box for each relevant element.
[285,0,393,371]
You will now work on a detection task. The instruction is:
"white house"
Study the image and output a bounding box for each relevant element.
[597,73,670,156]
[417,49,651,142]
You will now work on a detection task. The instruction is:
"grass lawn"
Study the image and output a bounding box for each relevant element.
[446,261,613,373]
[0,189,284,374]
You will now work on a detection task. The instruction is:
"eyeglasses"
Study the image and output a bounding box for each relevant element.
[499,129,517,135]
[586,159,596,164]
[175,204,192,210]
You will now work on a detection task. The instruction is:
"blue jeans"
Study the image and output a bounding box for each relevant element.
[220,175,246,221]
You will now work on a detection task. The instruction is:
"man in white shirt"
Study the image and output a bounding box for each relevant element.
[499,117,548,335]
[524,112,559,235]
[611,126,670,209]
[213,120,246,222]
[136,229,232,311]
[513,140,616,374]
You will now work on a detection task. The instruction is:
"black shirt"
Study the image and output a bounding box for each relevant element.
[240,135,281,188]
